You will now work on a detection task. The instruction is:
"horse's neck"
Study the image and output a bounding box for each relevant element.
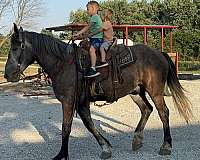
[35,52,65,80]
[26,32,74,82]
[27,32,73,80]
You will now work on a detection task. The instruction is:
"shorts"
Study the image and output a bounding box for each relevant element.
[101,40,112,51]
[90,38,103,49]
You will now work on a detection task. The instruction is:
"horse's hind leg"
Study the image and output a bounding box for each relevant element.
[130,86,153,151]
[151,95,172,155]
[77,102,112,159]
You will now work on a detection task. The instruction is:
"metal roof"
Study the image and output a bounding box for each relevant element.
[46,24,177,32]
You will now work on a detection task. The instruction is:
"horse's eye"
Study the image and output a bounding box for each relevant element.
[21,43,25,49]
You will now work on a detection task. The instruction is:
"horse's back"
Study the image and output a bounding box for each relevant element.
[132,44,168,71]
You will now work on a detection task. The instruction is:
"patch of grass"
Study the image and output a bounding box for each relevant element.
[179,61,200,72]
[180,70,200,74]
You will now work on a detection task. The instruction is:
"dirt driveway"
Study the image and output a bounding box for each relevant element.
[0,80,200,160]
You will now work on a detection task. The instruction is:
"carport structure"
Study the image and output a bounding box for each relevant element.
[46,24,179,72]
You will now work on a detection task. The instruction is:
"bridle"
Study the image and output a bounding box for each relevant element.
[18,31,25,66]
[14,31,26,78]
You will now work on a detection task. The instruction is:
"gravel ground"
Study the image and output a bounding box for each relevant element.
[0,80,200,160]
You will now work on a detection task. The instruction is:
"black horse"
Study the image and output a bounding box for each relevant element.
[4,24,192,160]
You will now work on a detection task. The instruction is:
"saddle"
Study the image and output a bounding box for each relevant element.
[77,39,137,102]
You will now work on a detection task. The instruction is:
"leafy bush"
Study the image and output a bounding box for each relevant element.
[0,39,10,57]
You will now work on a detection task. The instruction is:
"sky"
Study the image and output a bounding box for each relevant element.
[1,0,132,34]
[41,0,91,31]
[41,0,131,31]
[0,0,95,34]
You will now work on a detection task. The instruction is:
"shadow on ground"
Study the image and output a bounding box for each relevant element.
[0,91,200,160]
[179,73,200,80]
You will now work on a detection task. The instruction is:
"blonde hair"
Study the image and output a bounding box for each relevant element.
[104,9,113,21]
[106,9,113,15]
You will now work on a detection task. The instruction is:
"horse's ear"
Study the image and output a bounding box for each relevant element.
[19,26,23,32]
[13,23,19,35]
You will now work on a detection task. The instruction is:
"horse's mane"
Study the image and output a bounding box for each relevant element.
[23,31,74,60]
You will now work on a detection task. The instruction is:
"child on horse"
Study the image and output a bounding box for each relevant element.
[96,9,113,68]
[72,1,103,78]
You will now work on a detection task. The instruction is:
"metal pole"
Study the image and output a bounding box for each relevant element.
[123,31,125,45]
[176,52,179,75]
[144,27,147,45]
[125,27,128,46]
[161,28,164,52]
[170,29,173,53]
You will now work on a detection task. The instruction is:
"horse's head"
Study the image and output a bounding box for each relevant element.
[4,23,35,82]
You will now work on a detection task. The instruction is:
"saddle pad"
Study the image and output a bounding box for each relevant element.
[77,44,137,70]
[110,44,137,68]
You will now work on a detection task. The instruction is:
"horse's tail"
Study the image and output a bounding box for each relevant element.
[162,52,193,123]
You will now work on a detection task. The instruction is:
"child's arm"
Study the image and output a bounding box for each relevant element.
[72,25,90,40]
[86,22,109,38]
[75,26,89,36]
[86,27,103,38]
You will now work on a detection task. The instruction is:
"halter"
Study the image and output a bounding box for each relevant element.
[17,31,25,68]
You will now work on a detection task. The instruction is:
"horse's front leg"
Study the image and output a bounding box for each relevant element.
[77,101,112,159]
[53,99,74,160]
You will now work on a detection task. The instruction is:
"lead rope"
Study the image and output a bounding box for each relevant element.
[72,40,79,118]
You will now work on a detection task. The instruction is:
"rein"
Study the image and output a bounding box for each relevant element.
[16,31,26,79]
[72,40,79,117]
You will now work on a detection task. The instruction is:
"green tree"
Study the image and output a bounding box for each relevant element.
[69,8,89,24]
[69,0,200,61]
[0,35,10,56]
[41,28,54,36]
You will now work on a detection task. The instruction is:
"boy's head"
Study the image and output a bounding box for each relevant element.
[103,9,113,21]
[86,1,100,16]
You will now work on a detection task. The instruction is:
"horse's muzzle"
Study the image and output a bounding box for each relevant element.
[4,73,8,79]
[4,73,20,82]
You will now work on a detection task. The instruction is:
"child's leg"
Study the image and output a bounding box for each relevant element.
[89,46,96,67]
[100,46,106,62]
[96,42,109,68]
[86,45,100,78]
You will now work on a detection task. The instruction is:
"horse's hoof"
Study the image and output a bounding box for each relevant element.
[159,148,171,155]
[159,143,172,155]
[52,153,67,160]
[100,151,112,159]
[132,132,144,151]
[132,142,143,151]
